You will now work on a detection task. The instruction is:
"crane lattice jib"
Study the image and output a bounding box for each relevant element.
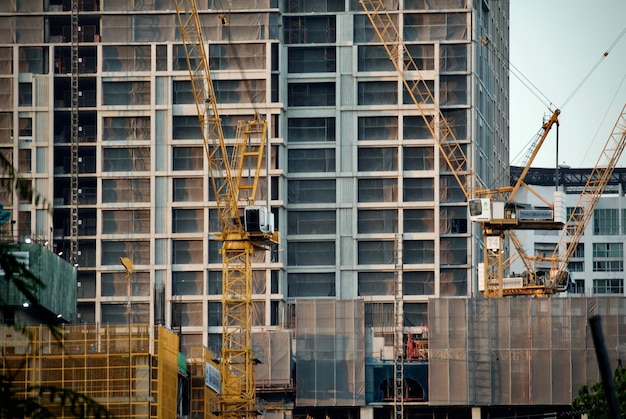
[475,110,560,202]
[174,1,266,417]
[174,0,239,235]
[359,0,474,199]
[550,103,626,289]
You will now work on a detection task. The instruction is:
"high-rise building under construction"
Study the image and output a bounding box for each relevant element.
[4,1,607,418]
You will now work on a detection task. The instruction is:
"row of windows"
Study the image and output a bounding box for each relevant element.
[5,110,466,148]
[283,147,458,181]
[284,79,467,107]
[288,43,467,74]
[287,270,467,298]
[286,238,467,266]
[283,13,469,45]
[286,178,465,204]
[543,242,624,273]
[3,41,466,79]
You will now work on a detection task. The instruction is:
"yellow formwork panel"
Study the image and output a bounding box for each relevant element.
[0,324,179,418]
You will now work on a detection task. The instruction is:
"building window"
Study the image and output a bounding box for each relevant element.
[102,209,150,234]
[209,43,265,71]
[594,208,620,235]
[103,116,150,141]
[358,272,393,296]
[284,16,336,44]
[173,147,203,171]
[358,45,394,72]
[358,116,398,141]
[172,302,204,327]
[358,147,397,172]
[172,116,201,140]
[19,82,32,106]
[288,148,335,173]
[288,272,336,297]
[358,178,397,202]
[404,240,435,264]
[358,81,398,105]
[288,47,336,73]
[593,278,624,294]
[18,117,32,138]
[404,147,434,171]
[568,261,584,272]
[358,241,394,264]
[404,209,435,233]
[102,45,150,72]
[102,81,150,105]
[573,279,585,294]
[172,209,203,233]
[288,210,336,235]
[534,242,557,259]
[404,271,435,295]
[102,147,150,171]
[440,237,467,264]
[101,240,150,265]
[593,242,623,272]
[405,44,435,70]
[440,44,468,72]
[102,178,151,203]
[173,177,204,202]
[288,179,336,203]
[364,302,394,328]
[214,79,265,104]
[288,82,335,107]
[172,240,203,265]
[354,14,397,43]
[403,178,434,202]
[440,206,467,234]
[402,79,434,105]
[288,117,335,142]
[440,268,467,296]
[286,0,344,13]
[403,115,434,140]
[172,271,203,295]
[440,75,468,106]
[208,302,222,326]
[404,303,428,327]
[358,210,398,234]
[403,12,468,42]
[287,241,336,266]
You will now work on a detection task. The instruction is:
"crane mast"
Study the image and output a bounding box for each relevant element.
[174,1,277,417]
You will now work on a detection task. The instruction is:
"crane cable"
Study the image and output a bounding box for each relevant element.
[481,24,626,171]
[560,25,626,109]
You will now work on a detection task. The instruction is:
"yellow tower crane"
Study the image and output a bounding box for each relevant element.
[174,1,278,417]
[359,0,567,299]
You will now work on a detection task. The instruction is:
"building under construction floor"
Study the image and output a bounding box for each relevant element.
[2,296,621,418]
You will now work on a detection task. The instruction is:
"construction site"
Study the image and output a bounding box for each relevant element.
[1,0,626,418]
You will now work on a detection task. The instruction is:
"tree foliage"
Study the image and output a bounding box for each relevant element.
[572,366,626,418]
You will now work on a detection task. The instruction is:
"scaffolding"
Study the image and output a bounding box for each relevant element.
[0,324,179,418]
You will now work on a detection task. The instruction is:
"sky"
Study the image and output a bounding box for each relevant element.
[509,0,626,169]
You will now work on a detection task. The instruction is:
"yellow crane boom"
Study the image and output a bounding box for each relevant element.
[546,103,626,292]
[174,1,276,417]
[359,0,564,296]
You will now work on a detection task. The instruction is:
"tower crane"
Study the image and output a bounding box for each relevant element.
[174,1,278,417]
[358,0,572,299]
[525,104,626,294]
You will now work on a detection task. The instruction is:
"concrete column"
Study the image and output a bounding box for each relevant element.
[471,406,481,419]
[359,406,374,419]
